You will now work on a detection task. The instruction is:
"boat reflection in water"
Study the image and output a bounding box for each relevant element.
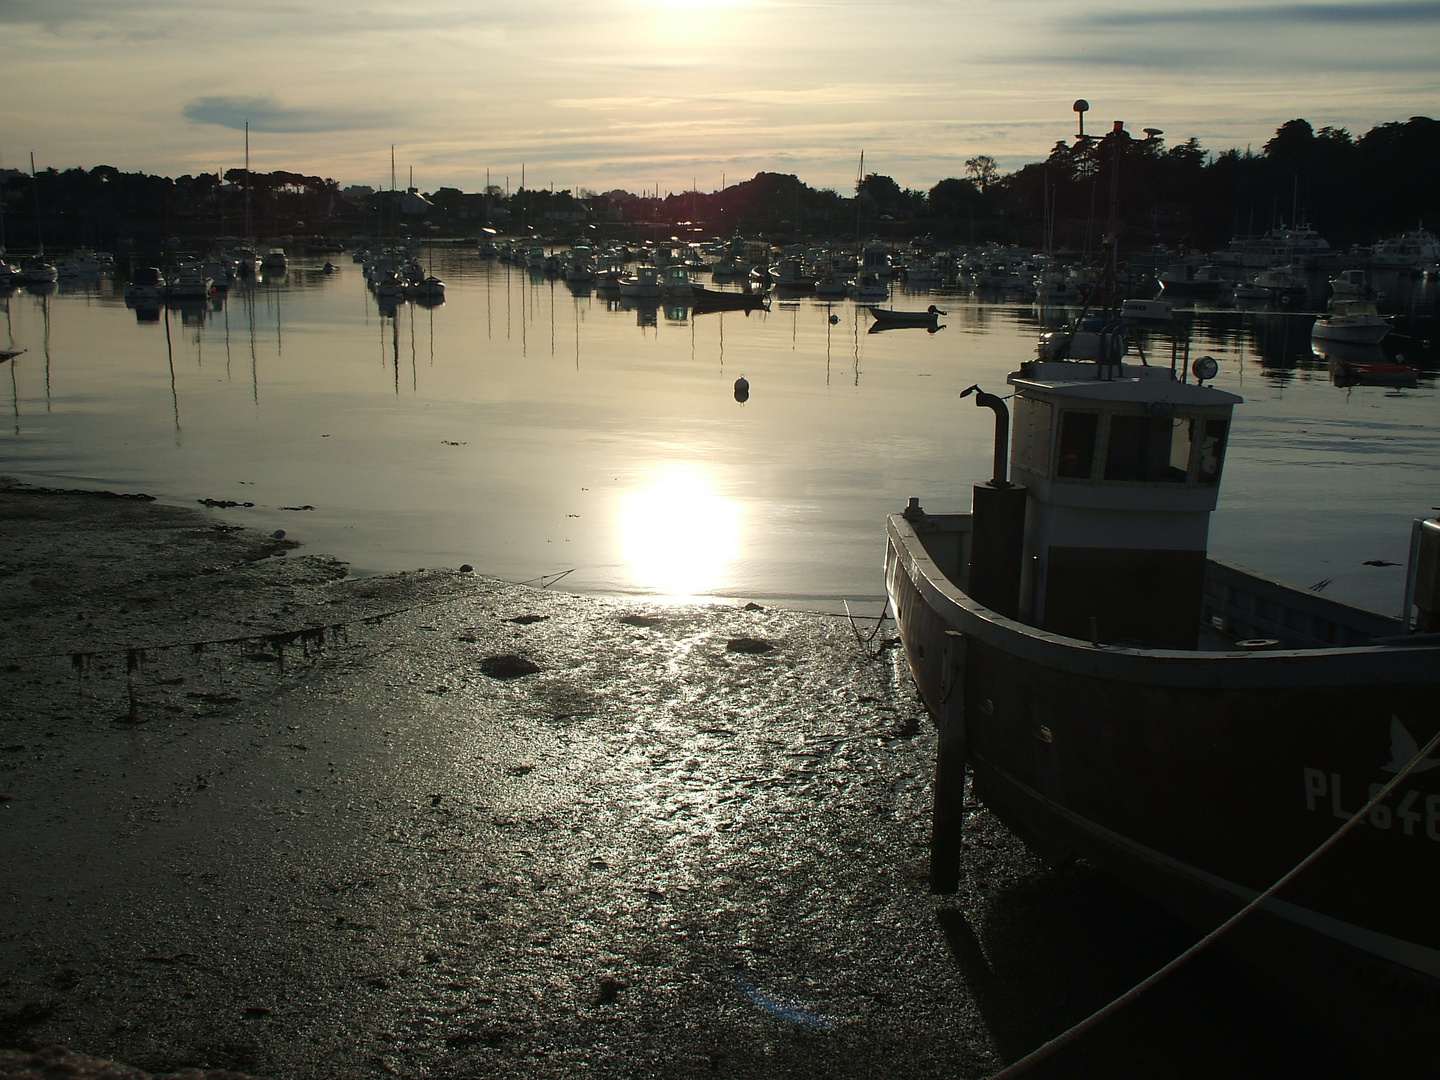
[617,462,741,597]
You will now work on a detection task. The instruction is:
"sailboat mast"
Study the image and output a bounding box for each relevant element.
[855,150,863,241]
[244,121,252,244]
[30,152,43,254]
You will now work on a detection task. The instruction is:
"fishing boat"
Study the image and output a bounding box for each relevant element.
[884,346,1440,1072]
[1312,299,1391,345]
[868,304,944,329]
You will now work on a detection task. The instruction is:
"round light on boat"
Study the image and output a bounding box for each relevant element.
[1192,355,1219,383]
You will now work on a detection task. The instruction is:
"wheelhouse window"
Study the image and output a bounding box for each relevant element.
[1055,411,1099,479]
[1103,415,1191,483]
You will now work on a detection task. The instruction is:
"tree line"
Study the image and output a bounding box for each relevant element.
[1,115,1434,253]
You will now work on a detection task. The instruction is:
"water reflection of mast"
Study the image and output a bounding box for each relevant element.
[163,303,181,433]
[852,303,861,386]
[410,301,417,392]
[549,276,556,358]
[718,311,724,369]
[8,348,17,434]
[41,290,51,411]
[825,302,833,386]
[246,280,259,407]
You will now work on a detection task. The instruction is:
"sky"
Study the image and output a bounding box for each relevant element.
[3,0,1438,196]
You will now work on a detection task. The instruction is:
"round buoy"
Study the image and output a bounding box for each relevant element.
[734,376,750,404]
[829,314,839,325]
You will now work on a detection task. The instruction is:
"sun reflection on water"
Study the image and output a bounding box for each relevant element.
[618,463,742,597]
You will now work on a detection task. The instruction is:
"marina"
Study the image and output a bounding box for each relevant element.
[0,250,1436,616]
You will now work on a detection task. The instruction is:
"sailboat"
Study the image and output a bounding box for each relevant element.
[20,153,57,285]
[231,123,261,276]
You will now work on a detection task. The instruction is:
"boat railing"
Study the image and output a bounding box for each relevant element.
[1201,558,1402,649]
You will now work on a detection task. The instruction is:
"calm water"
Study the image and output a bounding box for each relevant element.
[3,253,1437,616]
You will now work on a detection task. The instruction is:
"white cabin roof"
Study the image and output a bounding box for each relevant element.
[1009,361,1242,408]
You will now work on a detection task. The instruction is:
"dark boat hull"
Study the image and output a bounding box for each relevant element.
[885,512,1440,1068]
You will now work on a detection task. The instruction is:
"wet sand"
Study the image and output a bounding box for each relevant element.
[0,480,1362,1079]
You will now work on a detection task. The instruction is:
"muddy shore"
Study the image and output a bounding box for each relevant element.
[0,480,1363,1078]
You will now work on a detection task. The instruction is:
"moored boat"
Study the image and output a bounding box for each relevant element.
[868,304,944,329]
[885,349,1440,1072]
[689,283,769,313]
[1312,299,1391,345]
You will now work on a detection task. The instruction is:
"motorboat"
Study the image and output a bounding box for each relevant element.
[1312,299,1391,346]
[847,272,889,300]
[407,275,445,300]
[658,264,694,298]
[1157,263,1225,300]
[167,265,213,301]
[20,256,58,285]
[1369,229,1440,274]
[261,248,288,272]
[123,266,165,303]
[885,349,1440,1075]
[1250,264,1308,305]
[1328,269,1380,302]
[618,265,662,299]
[564,245,594,282]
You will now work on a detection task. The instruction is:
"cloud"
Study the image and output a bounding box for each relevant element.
[182,96,396,134]
[1088,0,1440,27]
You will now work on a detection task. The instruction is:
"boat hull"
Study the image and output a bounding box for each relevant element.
[885,511,1440,1068]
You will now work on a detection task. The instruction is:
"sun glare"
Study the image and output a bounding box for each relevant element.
[617,463,743,598]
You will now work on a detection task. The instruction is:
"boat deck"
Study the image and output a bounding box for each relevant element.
[908,512,1405,652]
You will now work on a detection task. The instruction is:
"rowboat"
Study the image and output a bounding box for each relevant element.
[689,283,769,313]
[885,349,1440,1071]
[868,304,945,329]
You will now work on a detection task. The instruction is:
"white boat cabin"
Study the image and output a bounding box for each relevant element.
[1005,358,1240,648]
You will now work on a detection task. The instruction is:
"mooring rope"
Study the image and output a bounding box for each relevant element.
[984,724,1440,1079]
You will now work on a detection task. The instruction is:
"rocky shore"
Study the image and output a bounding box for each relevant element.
[0,481,1362,1079]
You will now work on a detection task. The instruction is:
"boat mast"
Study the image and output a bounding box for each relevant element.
[29,152,43,255]
[855,150,864,241]
[244,122,252,245]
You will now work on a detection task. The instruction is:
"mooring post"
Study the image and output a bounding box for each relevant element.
[931,630,967,893]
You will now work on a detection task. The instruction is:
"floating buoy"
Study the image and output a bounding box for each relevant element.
[829,314,839,324]
[734,376,750,404]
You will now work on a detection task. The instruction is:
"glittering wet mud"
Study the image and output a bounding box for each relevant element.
[0,484,1364,1079]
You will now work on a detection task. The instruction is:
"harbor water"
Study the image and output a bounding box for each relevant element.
[2,252,1436,616]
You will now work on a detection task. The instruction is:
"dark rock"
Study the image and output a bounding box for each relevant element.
[726,637,773,654]
[459,563,474,573]
[506,614,548,625]
[594,976,625,1005]
[479,654,540,679]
